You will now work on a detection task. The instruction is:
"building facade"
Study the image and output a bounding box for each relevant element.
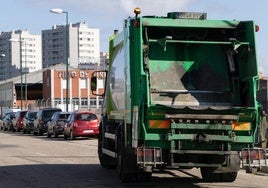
[42,22,100,68]
[0,30,42,80]
[43,65,104,112]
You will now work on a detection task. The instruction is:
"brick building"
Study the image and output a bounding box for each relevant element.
[42,64,104,111]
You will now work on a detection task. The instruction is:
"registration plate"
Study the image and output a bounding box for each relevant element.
[83,130,94,133]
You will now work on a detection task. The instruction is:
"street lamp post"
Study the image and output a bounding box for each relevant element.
[24,42,27,109]
[50,8,69,112]
[0,54,7,107]
[9,38,27,110]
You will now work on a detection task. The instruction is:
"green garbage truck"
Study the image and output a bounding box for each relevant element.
[92,8,265,182]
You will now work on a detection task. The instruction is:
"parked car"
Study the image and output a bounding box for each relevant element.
[47,111,71,138]
[63,111,99,140]
[2,112,16,131]
[23,110,38,133]
[12,110,27,132]
[33,108,62,135]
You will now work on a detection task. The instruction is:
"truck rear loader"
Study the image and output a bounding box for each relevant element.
[91,8,267,182]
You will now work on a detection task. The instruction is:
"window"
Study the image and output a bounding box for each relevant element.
[81,99,88,105]
[80,78,87,89]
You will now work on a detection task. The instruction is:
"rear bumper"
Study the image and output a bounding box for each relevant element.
[73,127,99,136]
[54,127,64,134]
[24,123,34,131]
[39,125,48,133]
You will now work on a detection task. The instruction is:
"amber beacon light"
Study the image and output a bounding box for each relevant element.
[134,7,141,17]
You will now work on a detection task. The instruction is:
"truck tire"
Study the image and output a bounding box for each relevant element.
[221,172,238,182]
[116,127,136,183]
[137,172,152,182]
[117,140,134,182]
[200,167,237,182]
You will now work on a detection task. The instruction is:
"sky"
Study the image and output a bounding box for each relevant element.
[0,0,267,74]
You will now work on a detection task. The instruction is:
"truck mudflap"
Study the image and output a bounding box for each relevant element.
[241,147,268,173]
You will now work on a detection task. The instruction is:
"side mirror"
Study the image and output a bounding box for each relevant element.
[91,71,106,96]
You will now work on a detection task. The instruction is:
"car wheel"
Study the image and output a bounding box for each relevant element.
[47,131,51,138]
[63,132,68,140]
[70,131,75,140]
[53,129,58,138]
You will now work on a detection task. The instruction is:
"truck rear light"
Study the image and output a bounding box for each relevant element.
[232,122,250,131]
[241,149,264,160]
[134,20,140,27]
[255,25,259,32]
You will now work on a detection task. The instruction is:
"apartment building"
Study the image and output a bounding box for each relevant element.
[0,30,42,80]
[42,22,100,68]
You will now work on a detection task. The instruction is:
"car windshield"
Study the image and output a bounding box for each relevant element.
[76,113,97,121]
[21,111,27,116]
[43,110,60,120]
[59,113,70,120]
[28,112,37,118]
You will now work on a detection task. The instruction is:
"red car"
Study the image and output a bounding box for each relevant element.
[63,111,99,140]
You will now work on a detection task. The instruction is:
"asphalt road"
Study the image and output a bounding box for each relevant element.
[1,130,268,188]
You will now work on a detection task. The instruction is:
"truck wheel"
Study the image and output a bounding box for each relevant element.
[117,145,134,182]
[98,130,116,169]
[137,172,152,182]
[116,128,136,183]
[201,167,221,182]
[201,167,237,182]
[221,172,237,182]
